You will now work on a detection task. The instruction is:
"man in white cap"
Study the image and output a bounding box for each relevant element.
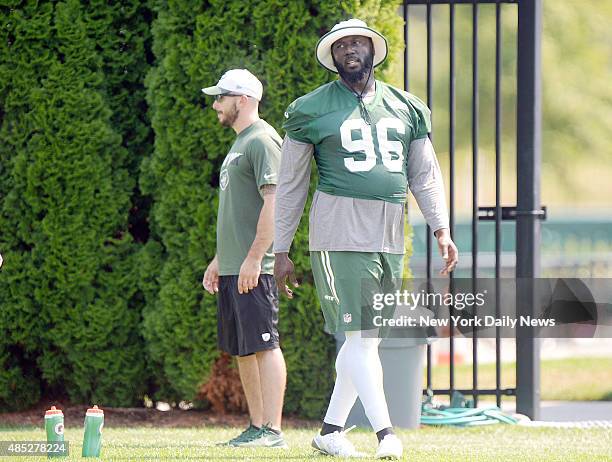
[202,69,287,448]
[274,20,458,458]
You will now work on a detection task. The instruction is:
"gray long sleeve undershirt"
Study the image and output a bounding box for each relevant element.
[273,136,449,254]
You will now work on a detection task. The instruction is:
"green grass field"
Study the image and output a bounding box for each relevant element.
[426,357,612,401]
[1,425,610,461]
[2,358,609,460]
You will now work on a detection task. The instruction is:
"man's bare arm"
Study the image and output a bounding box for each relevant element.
[248,184,276,260]
[237,185,276,294]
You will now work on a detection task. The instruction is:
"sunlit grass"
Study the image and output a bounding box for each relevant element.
[426,357,612,401]
[1,425,610,461]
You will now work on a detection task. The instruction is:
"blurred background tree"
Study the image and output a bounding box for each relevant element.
[396,0,612,216]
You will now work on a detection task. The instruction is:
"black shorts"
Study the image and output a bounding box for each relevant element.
[217,274,280,356]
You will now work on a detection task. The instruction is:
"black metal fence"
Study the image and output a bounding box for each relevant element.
[403,0,542,419]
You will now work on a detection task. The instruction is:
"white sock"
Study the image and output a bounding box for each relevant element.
[323,334,359,427]
[324,330,392,432]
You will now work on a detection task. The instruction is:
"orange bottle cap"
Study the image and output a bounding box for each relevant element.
[86,405,104,414]
[45,406,63,416]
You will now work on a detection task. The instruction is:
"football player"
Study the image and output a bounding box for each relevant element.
[274,19,458,459]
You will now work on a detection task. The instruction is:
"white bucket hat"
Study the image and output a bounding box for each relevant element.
[202,69,263,101]
[316,19,388,73]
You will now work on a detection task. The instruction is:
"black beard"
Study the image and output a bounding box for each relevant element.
[334,53,374,86]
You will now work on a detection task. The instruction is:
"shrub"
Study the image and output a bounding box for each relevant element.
[0,0,151,409]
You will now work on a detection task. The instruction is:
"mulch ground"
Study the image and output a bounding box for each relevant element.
[0,399,318,429]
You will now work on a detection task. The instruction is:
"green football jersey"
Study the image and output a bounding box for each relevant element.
[283,80,431,203]
[217,120,281,276]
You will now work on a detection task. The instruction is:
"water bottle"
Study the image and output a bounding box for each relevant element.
[82,405,104,457]
[44,406,64,458]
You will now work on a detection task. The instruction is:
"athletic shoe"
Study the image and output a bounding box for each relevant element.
[217,424,261,446]
[375,434,403,459]
[240,425,288,448]
[311,425,364,457]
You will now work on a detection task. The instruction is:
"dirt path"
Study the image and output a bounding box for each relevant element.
[0,400,317,429]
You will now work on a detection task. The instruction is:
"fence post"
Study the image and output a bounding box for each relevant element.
[516,0,542,420]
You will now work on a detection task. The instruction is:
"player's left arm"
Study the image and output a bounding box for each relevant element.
[238,184,276,294]
[407,137,458,274]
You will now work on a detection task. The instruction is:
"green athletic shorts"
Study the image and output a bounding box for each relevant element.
[310,251,404,333]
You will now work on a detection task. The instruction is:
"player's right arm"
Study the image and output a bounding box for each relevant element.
[273,136,313,298]
[202,254,219,294]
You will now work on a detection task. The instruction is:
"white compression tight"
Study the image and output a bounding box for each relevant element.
[323,330,392,432]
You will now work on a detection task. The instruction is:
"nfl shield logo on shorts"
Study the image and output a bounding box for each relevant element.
[343,313,352,324]
[261,332,271,341]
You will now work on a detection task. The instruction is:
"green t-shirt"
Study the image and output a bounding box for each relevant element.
[217,120,282,276]
[283,80,431,203]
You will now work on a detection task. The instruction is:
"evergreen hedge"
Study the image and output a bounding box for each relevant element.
[0,0,151,409]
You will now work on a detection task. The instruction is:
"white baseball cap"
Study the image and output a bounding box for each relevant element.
[316,19,388,73]
[201,69,263,101]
